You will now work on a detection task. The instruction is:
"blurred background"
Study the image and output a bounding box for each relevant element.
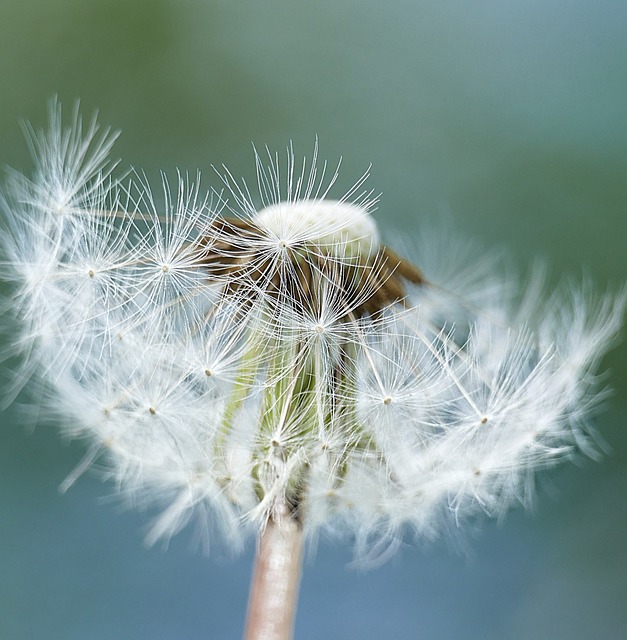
[1,1,626,638]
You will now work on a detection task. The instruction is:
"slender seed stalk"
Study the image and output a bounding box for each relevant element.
[244,504,304,640]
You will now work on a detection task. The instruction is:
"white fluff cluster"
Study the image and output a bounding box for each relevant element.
[1,103,624,557]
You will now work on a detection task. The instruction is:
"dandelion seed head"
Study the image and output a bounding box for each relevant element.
[1,104,624,562]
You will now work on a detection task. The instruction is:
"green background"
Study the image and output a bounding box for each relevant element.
[1,1,626,638]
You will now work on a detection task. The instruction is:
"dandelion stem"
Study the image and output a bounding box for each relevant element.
[244,504,304,640]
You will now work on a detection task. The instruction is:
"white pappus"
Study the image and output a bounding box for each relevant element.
[0,101,624,561]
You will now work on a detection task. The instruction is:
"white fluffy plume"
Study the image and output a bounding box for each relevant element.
[1,102,624,559]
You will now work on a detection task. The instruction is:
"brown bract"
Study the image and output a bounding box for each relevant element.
[197,217,425,319]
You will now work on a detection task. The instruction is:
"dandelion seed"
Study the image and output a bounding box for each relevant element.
[0,103,624,640]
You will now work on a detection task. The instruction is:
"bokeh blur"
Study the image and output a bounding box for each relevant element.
[1,1,626,638]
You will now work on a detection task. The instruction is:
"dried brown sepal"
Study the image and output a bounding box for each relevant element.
[197,217,425,318]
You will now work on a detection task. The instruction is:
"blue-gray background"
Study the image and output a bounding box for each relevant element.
[1,1,626,638]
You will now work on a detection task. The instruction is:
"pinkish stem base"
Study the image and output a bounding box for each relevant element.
[244,507,304,640]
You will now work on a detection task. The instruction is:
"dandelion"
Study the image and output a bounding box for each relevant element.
[1,102,624,640]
